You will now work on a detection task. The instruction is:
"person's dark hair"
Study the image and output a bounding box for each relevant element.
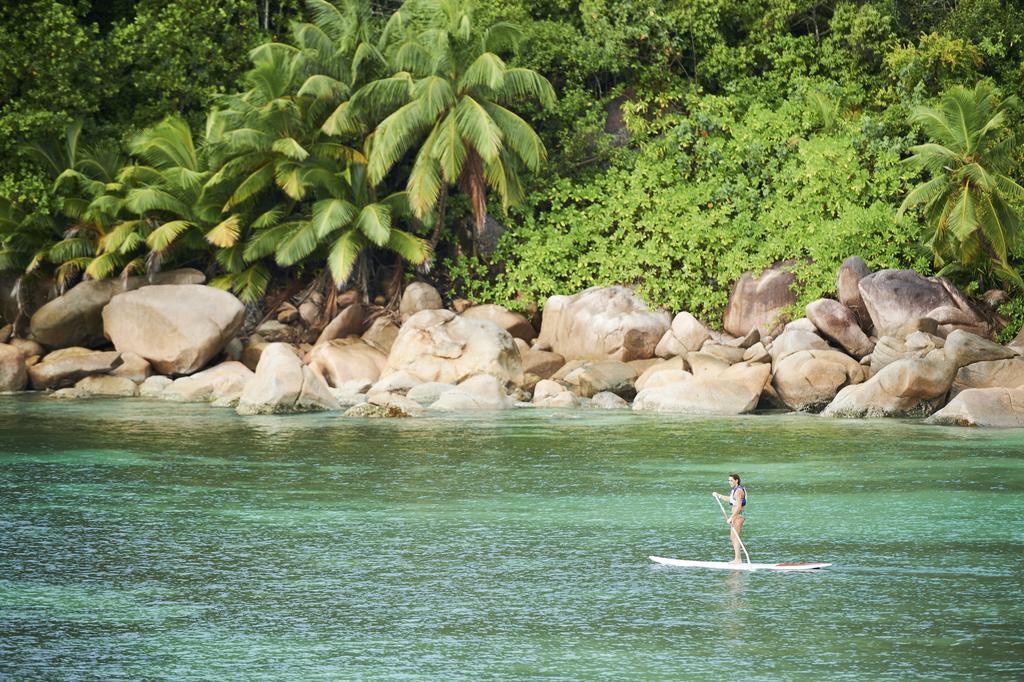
[729,473,741,484]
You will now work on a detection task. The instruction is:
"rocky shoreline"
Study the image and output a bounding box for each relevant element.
[2,256,1023,428]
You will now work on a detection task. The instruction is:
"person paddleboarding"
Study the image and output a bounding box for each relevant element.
[712,473,746,563]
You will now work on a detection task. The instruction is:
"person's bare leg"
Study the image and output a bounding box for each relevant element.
[730,516,745,563]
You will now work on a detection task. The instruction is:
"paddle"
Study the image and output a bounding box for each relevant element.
[714,492,751,564]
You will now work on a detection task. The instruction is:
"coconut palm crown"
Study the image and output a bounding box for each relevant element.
[899,82,1024,290]
[324,0,555,251]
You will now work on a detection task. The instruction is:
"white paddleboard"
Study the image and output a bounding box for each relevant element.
[649,556,831,571]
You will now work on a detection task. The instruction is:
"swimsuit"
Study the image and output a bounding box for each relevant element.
[729,485,747,515]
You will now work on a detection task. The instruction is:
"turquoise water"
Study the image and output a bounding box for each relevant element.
[1,395,1022,679]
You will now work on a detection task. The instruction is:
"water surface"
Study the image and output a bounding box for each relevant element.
[1,396,1022,679]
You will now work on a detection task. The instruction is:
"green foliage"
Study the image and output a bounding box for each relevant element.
[449,88,929,323]
[900,82,1023,290]
[997,297,1024,345]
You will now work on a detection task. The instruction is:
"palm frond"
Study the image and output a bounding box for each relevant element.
[454,96,502,164]
[206,214,243,247]
[312,198,359,238]
[354,203,392,246]
[146,220,194,252]
[327,229,365,284]
[386,227,431,265]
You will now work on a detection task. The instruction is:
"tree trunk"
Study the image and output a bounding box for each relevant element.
[459,149,487,259]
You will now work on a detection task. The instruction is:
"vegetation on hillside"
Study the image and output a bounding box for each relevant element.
[0,0,1021,332]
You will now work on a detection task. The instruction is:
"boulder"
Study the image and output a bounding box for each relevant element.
[140,375,172,398]
[655,312,712,359]
[533,390,581,408]
[328,390,368,409]
[723,262,797,337]
[536,286,669,362]
[719,362,772,399]
[241,334,270,372]
[822,356,956,418]
[73,375,139,398]
[743,342,770,364]
[102,285,245,376]
[28,348,122,390]
[367,391,426,416]
[254,320,293,343]
[700,342,746,365]
[406,382,457,406]
[532,379,569,402]
[162,361,254,402]
[315,303,364,345]
[806,298,874,358]
[431,374,515,410]
[951,357,1024,395]
[572,361,638,399]
[0,344,27,392]
[591,391,629,409]
[836,256,872,331]
[1009,326,1024,354]
[9,338,43,360]
[634,357,689,391]
[29,268,205,349]
[768,329,829,365]
[461,304,536,342]
[686,351,731,379]
[307,338,387,388]
[858,269,991,338]
[276,302,299,324]
[871,333,945,373]
[344,401,416,418]
[369,371,421,396]
[925,388,1024,428]
[236,343,340,415]
[522,349,565,380]
[773,349,868,412]
[784,317,818,334]
[633,377,761,415]
[641,368,693,391]
[381,309,522,386]
[298,300,320,326]
[110,352,152,383]
[943,329,1015,369]
[399,282,443,321]
[361,316,401,354]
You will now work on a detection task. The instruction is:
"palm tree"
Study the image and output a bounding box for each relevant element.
[0,121,127,291]
[324,0,555,254]
[899,82,1023,290]
[206,0,429,298]
[108,116,231,279]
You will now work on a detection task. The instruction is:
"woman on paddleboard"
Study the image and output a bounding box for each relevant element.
[713,474,746,563]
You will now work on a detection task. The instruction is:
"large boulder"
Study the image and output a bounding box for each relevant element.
[805,298,874,358]
[655,312,712,359]
[925,388,1024,428]
[381,309,522,386]
[307,338,387,388]
[361,316,401,354]
[461,304,536,342]
[236,343,340,415]
[0,344,27,392]
[722,262,797,337]
[536,286,669,362]
[399,282,442,321]
[836,256,872,331]
[634,356,689,391]
[29,268,205,349]
[28,348,122,390]
[633,377,761,415]
[521,349,565,387]
[162,361,254,402]
[103,285,245,376]
[1009,326,1024,354]
[951,357,1024,395]
[772,349,868,412]
[858,269,991,338]
[822,356,956,418]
